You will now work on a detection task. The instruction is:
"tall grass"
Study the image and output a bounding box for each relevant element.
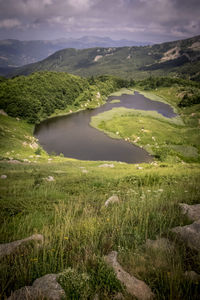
[0,161,200,298]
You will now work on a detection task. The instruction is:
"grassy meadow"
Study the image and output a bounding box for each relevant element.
[0,82,200,299]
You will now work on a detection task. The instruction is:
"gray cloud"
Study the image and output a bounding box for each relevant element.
[0,0,199,42]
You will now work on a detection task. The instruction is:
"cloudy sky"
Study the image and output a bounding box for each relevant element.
[0,0,199,43]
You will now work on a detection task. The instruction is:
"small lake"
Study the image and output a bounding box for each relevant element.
[34,91,176,163]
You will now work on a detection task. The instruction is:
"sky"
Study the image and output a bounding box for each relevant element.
[0,0,199,43]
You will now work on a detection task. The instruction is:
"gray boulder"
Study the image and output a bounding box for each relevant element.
[171,219,200,251]
[105,195,120,207]
[8,274,65,300]
[0,234,44,258]
[184,270,200,282]
[179,203,200,221]
[105,251,154,300]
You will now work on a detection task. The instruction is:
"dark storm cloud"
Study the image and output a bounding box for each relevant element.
[0,0,199,42]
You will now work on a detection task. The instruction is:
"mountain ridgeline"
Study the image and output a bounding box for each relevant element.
[2,35,200,81]
[0,36,150,68]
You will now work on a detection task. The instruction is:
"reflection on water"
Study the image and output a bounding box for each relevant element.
[34,92,176,163]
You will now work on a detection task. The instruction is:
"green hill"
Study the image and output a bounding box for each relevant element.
[4,35,200,81]
[0,72,131,123]
[0,37,150,68]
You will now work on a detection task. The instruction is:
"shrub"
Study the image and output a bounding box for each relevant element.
[58,268,91,299]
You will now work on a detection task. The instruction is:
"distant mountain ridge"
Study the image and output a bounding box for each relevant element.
[2,35,200,81]
[0,36,150,68]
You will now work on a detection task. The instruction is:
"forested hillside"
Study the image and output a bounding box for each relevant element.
[0,72,130,123]
[4,35,200,81]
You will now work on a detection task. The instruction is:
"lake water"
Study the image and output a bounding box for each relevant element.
[34,91,176,163]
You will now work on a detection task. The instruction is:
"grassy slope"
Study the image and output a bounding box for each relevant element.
[91,87,200,163]
[0,87,200,299]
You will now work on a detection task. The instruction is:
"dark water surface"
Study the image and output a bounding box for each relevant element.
[34,92,176,163]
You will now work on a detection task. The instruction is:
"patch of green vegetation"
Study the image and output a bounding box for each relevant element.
[58,268,91,299]
[110,88,134,96]
[0,72,131,123]
[58,258,123,299]
[0,115,41,160]
[91,83,200,163]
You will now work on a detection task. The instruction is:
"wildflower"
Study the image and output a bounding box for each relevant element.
[107,218,110,221]
[30,258,38,262]
[64,236,69,240]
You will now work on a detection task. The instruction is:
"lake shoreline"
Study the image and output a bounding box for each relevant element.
[34,90,178,163]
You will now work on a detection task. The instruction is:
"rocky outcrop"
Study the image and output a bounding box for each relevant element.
[184,270,200,283]
[105,195,120,207]
[0,234,44,258]
[171,219,200,252]
[8,274,65,300]
[105,251,154,300]
[179,203,200,221]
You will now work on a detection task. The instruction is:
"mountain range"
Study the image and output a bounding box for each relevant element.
[1,35,200,81]
[0,36,150,68]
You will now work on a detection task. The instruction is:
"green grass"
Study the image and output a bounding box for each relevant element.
[110,99,121,104]
[110,88,134,96]
[0,160,200,299]
[90,87,200,163]
[0,86,200,299]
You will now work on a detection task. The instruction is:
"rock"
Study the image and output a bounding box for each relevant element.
[171,220,200,251]
[30,142,38,149]
[7,160,21,164]
[179,203,200,221]
[0,109,8,116]
[8,274,65,300]
[98,164,115,168]
[0,234,44,258]
[46,176,55,182]
[1,174,7,179]
[105,251,154,300]
[184,271,200,282]
[113,292,125,299]
[105,195,120,207]
[23,159,30,163]
[22,141,28,147]
[146,238,175,252]
[137,167,143,170]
